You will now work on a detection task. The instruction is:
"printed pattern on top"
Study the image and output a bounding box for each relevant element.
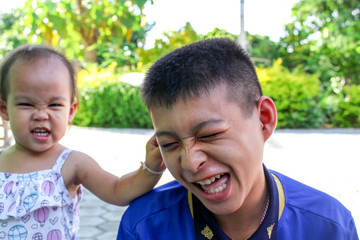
[0,149,82,240]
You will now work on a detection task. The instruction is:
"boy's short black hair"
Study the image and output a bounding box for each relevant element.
[141,38,263,116]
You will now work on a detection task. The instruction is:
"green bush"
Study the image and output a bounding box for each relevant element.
[73,82,152,128]
[73,63,152,129]
[333,84,360,128]
[257,59,324,128]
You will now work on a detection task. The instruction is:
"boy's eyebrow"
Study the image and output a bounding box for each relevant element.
[155,119,224,138]
[155,131,178,139]
[191,119,223,134]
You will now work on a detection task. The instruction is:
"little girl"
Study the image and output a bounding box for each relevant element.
[0,44,165,239]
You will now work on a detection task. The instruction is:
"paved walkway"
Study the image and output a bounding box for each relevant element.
[59,127,360,239]
[78,188,127,239]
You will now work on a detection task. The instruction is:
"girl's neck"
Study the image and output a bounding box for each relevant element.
[0,143,65,174]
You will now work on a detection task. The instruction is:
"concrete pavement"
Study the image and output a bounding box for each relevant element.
[59,126,360,239]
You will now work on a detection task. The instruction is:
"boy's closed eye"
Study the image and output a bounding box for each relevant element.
[160,133,221,150]
[198,133,219,140]
[160,141,179,150]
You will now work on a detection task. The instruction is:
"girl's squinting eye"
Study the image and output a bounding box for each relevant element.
[17,103,32,107]
[49,103,63,107]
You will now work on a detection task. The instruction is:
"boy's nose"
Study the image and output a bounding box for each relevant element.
[180,145,207,173]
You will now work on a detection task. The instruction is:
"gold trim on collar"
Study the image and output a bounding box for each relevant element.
[188,190,194,219]
[271,173,285,220]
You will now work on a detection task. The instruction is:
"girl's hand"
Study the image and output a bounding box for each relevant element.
[144,135,166,173]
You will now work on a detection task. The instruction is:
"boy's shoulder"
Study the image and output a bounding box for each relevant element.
[272,170,348,211]
[118,180,196,239]
[123,180,189,221]
[272,170,355,235]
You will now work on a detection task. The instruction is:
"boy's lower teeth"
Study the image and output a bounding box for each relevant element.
[204,183,228,194]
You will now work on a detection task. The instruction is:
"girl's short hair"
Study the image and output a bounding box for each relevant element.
[0,44,77,102]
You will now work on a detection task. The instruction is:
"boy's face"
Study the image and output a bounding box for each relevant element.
[150,85,268,216]
[0,57,77,153]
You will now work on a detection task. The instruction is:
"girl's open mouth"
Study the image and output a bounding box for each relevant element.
[32,128,50,140]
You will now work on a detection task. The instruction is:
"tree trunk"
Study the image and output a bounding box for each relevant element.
[76,0,98,63]
[83,39,97,63]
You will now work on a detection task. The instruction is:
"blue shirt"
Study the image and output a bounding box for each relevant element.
[117,167,359,239]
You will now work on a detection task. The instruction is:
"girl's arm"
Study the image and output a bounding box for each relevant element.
[66,135,166,206]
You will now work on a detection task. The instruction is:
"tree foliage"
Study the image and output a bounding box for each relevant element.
[137,24,283,71]
[0,9,28,59]
[280,0,360,85]
[137,22,199,68]
[246,34,282,67]
[200,28,237,41]
[1,0,153,66]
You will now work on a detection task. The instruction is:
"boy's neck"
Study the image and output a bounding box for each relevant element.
[214,171,268,239]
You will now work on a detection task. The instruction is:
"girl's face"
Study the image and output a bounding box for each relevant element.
[0,57,77,153]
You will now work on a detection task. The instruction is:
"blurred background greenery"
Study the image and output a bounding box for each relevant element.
[1,0,359,129]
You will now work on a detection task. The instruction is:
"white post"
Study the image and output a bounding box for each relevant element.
[239,0,246,48]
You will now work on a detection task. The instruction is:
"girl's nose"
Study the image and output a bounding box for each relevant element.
[33,109,49,121]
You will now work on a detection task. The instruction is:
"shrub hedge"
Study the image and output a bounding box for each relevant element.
[73,62,359,129]
[73,82,152,128]
[333,84,360,128]
[257,59,324,128]
[73,63,152,128]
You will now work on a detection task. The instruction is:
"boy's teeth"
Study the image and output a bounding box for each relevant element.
[197,174,222,186]
[205,183,228,194]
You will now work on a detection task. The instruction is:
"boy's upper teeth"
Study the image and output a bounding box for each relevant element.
[197,174,222,186]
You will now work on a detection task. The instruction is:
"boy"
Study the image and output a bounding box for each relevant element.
[117,38,358,239]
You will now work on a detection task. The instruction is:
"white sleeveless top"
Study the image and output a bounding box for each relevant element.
[0,149,82,240]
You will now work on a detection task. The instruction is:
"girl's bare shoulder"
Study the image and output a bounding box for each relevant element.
[67,150,94,162]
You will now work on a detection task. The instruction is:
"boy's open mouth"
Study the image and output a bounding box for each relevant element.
[195,173,229,194]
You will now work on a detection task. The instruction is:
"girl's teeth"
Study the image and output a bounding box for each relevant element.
[33,129,49,136]
[34,132,48,136]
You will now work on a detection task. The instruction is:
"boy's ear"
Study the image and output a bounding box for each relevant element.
[0,100,9,121]
[68,101,78,123]
[257,96,277,141]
